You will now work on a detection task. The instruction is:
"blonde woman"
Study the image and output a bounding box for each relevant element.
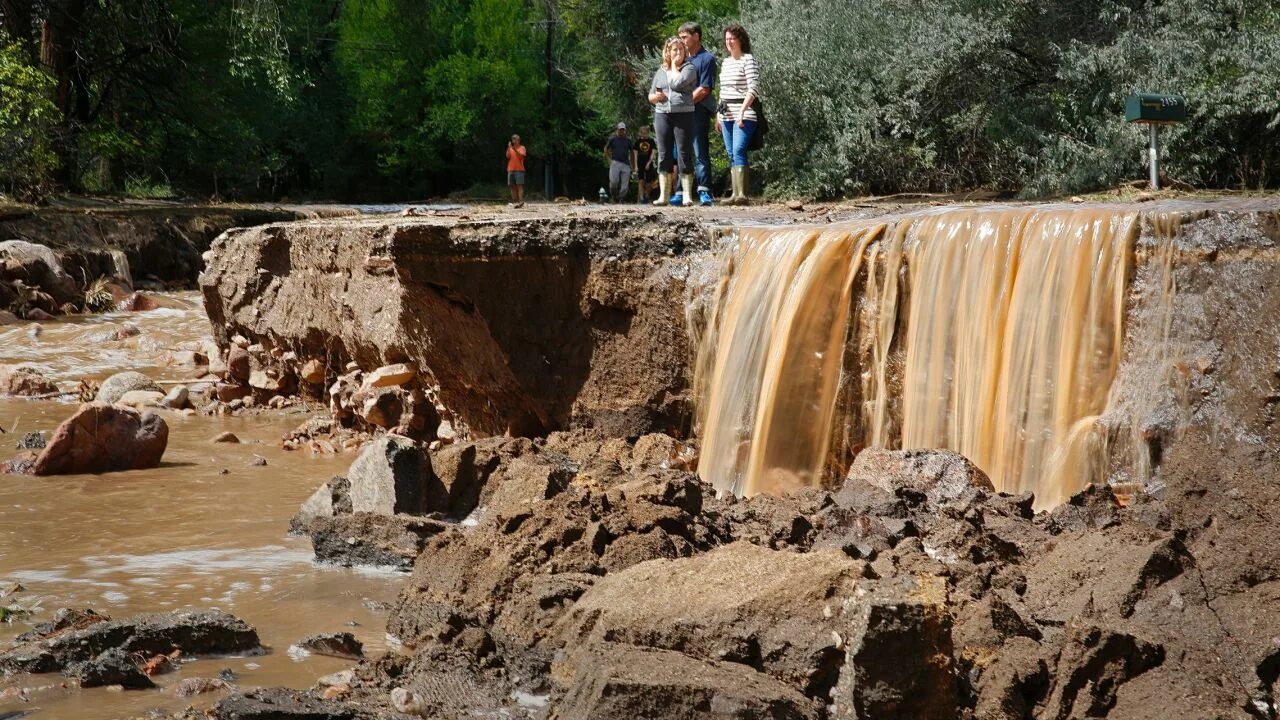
[716,22,759,205]
[648,37,697,206]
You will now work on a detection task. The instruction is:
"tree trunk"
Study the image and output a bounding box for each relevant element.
[0,0,35,57]
[40,0,89,188]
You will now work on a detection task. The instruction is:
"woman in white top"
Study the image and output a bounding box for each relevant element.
[715,22,759,205]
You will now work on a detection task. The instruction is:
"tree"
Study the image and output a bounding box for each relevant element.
[0,29,57,198]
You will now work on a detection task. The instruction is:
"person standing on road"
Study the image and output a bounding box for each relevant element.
[678,22,717,207]
[632,125,657,204]
[506,134,527,207]
[603,123,633,202]
[716,23,760,205]
[648,37,697,206]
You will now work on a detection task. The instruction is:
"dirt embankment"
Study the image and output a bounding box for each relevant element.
[201,213,724,440]
[0,204,317,287]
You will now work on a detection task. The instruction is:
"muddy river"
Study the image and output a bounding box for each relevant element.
[0,294,402,719]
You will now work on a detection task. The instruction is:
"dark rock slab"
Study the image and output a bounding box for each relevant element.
[292,632,364,660]
[0,609,260,679]
[302,512,449,570]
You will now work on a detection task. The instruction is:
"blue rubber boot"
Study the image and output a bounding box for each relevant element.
[699,189,713,206]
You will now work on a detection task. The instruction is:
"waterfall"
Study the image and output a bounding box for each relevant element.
[109,250,133,289]
[692,206,1177,508]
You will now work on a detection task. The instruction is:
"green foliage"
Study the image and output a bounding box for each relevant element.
[0,31,57,198]
[747,0,1280,198]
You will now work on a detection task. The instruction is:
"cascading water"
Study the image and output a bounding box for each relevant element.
[692,206,1179,509]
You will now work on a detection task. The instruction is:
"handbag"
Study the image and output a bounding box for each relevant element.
[747,98,767,151]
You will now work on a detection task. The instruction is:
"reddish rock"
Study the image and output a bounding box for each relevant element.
[301,359,326,385]
[31,403,169,475]
[119,292,159,312]
[215,383,251,403]
[227,346,251,381]
[0,364,58,397]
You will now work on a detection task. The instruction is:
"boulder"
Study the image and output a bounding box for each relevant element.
[426,436,533,517]
[844,448,994,509]
[290,632,363,660]
[227,346,251,381]
[30,404,168,475]
[116,389,165,409]
[551,641,820,720]
[300,512,448,570]
[357,387,403,429]
[95,371,163,405]
[70,646,155,689]
[173,676,234,697]
[1041,624,1164,719]
[1021,525,1191,623]
[216,382,251,403]
[346,436,433,515]
[0,240,78,305]
[362,363,416,389]
[169,350,208,366]
[832,574,958,720]
[301,358,326,385]
[552,542,864,696]
[161,385,190,409]
[249,368,293,395]
[296,476,352,520]
[0,364,57,397]
[0,609,260,680]
[118,291,159,312]
[211,431,241,444]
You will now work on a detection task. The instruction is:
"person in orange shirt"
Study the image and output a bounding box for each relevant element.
[506,134,527,207]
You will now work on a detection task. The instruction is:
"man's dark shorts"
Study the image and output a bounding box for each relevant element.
[640,166,658,182]
[508,171,526,186]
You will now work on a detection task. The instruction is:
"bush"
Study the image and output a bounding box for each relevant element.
[0,32,58,199]
[744,0,1280,198]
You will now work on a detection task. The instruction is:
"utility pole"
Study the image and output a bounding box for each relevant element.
[530,1,560,201]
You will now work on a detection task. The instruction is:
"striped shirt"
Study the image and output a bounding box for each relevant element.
[718,54,760,122]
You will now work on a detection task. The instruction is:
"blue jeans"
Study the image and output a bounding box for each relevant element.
[692,107,714,192]
[720,119,757,167]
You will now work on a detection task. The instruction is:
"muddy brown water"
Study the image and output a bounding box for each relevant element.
[0,294,402,719]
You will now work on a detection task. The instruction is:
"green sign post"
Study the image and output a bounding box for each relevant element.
[1124,94,1187,190]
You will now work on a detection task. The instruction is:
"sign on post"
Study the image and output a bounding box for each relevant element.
[1124,94,1187,190]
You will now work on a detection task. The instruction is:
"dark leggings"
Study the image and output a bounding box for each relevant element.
[654,111,694,175]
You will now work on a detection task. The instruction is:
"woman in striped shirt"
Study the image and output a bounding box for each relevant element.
[716,22,759,206]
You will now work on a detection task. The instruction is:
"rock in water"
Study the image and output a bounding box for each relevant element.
[95,371,163,405]
[116,390,165,409]
[0,240,79,305]
[0,609,260,684]
[15,432,45,450]
[31,404,168,475]
[346,436,433,515]
[290,632,363,660]
[0,365,57,397]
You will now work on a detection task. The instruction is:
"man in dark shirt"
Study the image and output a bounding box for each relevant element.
[603,122,633,202]
[679,22,717,206]
[631,125,656,204]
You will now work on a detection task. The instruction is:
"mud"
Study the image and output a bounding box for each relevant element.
[5,200,1280,720]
